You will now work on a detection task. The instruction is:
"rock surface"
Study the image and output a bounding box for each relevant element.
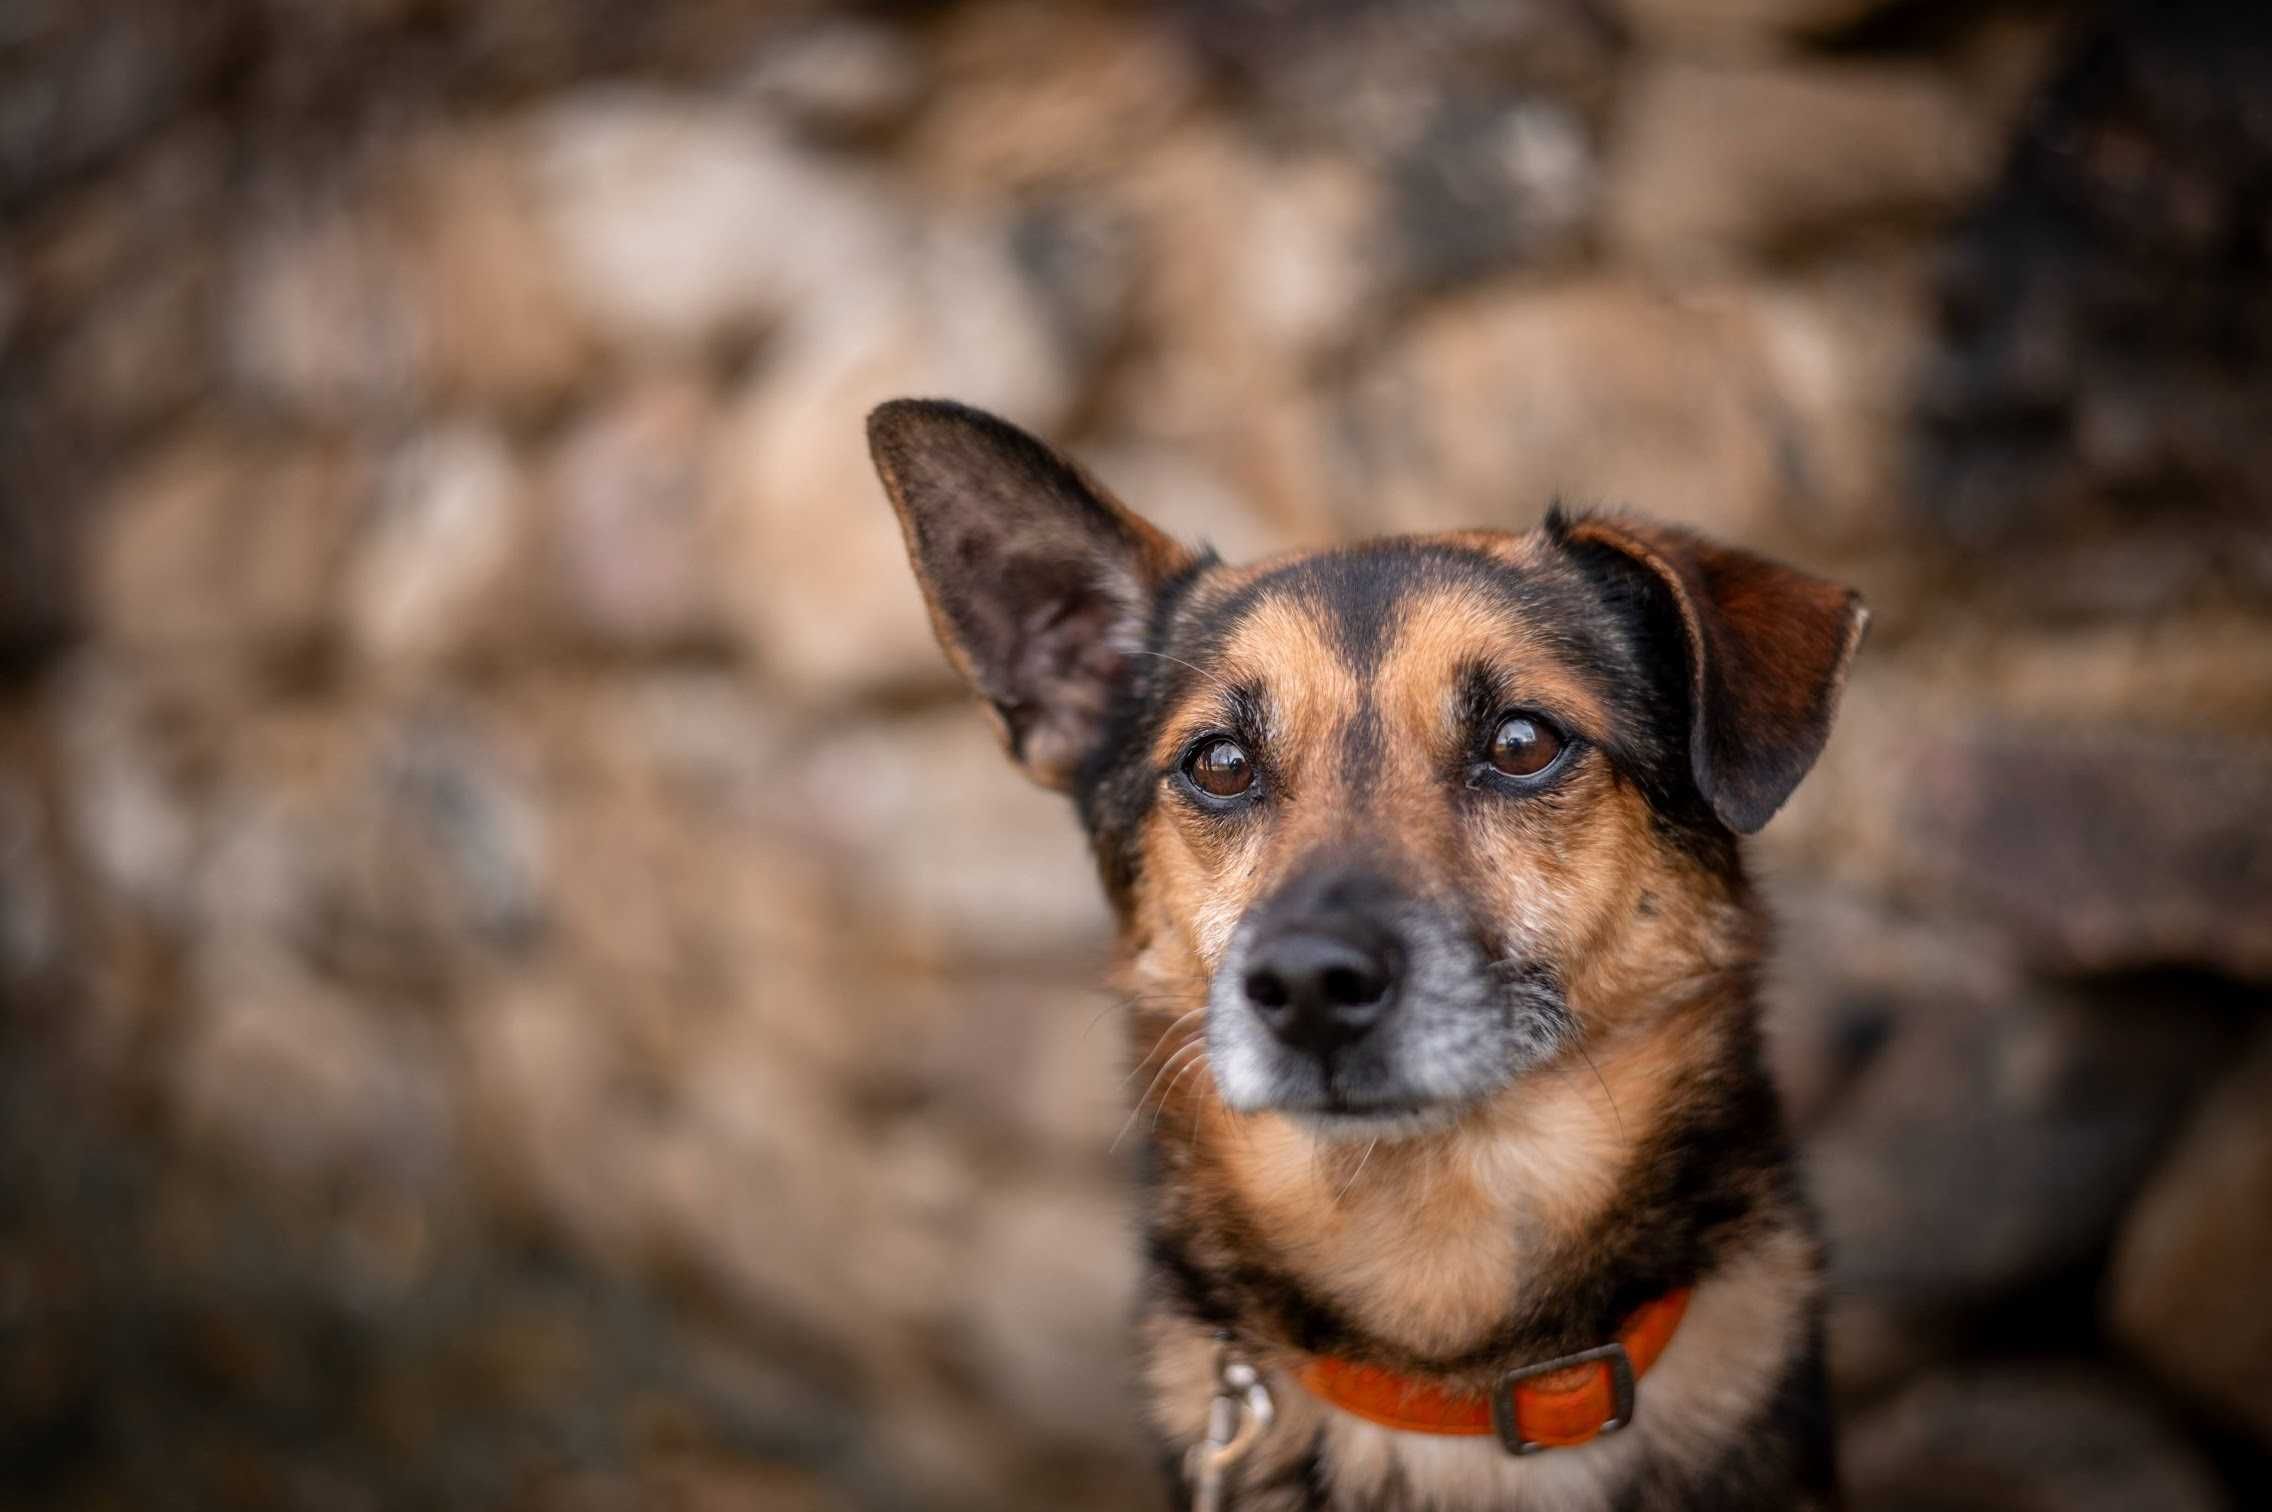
[3,2,2270,1509]
[1844,1368,2228,1512]
[2110,1029,2272,1448]
[1605,61,1992,267]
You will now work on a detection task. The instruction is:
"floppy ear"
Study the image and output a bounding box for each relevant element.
[866,399,1199,791]
[1556,512,1868,835]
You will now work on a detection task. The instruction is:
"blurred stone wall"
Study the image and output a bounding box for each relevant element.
[3,1,2270,1509]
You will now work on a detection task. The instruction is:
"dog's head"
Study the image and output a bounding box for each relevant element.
[868,399,1865,1141]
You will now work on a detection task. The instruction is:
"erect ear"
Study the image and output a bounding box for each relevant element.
[1555,511,1869,835]
[866,399,1199,791]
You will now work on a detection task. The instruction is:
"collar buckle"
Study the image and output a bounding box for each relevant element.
[1489,1341,1637,1456]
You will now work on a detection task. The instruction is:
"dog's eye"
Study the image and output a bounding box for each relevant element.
[1489,714,1565,778]
[1185,738,1255,798]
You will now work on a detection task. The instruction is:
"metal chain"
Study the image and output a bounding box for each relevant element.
[1189,1334,1275,1512]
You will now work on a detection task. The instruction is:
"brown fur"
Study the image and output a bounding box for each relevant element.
[866,399,1861,1510]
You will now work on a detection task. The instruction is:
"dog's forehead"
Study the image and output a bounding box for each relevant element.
[1178,533,1523,665]
[1161,531,1623,731]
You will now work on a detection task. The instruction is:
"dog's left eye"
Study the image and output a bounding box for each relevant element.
[1185,737,1256,798]
[1489,713,1566,778]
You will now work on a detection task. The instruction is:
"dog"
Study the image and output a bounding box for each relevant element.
[866,398,1865,1511]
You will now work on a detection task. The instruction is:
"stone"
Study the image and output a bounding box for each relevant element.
[1387,95,1596,289]
[1006,197,1140,380]
[712,217,1082,696]
[312,703,553,981]
[1079,437,1298,564]
[2110,1029,2272,1447]
[650,1030,928,1343]
[523,88,898,354]
[53,247,215,433]
[181,698,551,995]
[172,943,456,1195]
[1336,279,1792,542]
[961,1179,1144,1449]
[913,3,1199,196]
[226,190,430,421]
[740,16,926,142]
[1096,131,1380,449]
[543,372,728,653]
[0,759,60,986]
[1771,662,2272,975]
[344,424,533,670]
[1899,725,2272,979]
[1802,949,2239,1313]
[1844,1368,2226,1512]
[1604,61,1992,267]
[0,390,78,671]
[1761,881,2013,1137]
[756,708,1108,967]
[1171,0,1619,165]
[0,1,232,204]
[91,429,367,662]
[7,119,228,336]
[400,130,592,414]
[1911,3,2272,552]
[1746,253,1935,555]
[1611,0,1898,53]
[50,661,203,927]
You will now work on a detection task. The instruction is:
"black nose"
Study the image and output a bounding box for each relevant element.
[1242,928,1401,1059]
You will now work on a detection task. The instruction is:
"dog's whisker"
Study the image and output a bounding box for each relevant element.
[1153,1055,1207,1133]
[1133,1039,1205,1109]
[1129,648,1239,699]
[1333,1136,1381,1205]
[1080,997,1121,1041]
[1120,1010,1206,1086]
[1112,1041,1206,1153]
[1575,1038,1624,1140]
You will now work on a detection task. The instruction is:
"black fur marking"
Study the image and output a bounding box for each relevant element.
[1543,523,1753,851]
[1337,696,1385,797]
[1075,550,1219,914]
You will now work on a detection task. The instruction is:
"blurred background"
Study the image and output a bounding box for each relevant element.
[3,0,2269,1508]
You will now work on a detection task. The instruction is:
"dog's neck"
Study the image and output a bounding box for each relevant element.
[1142,982,1789,1381]
[1135,988,1824,1508]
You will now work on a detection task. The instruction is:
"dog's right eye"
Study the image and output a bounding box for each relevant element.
[1184,738,1256,799]
[1487,712,1568,781]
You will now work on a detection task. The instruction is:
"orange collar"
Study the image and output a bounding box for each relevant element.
[1295,1288,1692,1455]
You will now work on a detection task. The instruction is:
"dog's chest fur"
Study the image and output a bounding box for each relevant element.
[1131,1035,1836,1512]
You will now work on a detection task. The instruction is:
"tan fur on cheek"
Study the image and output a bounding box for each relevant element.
[1552,790,1752,1037]
[1459,771,1747,1048]
[1462,763,1639,960]
[1183,823,1268,969]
